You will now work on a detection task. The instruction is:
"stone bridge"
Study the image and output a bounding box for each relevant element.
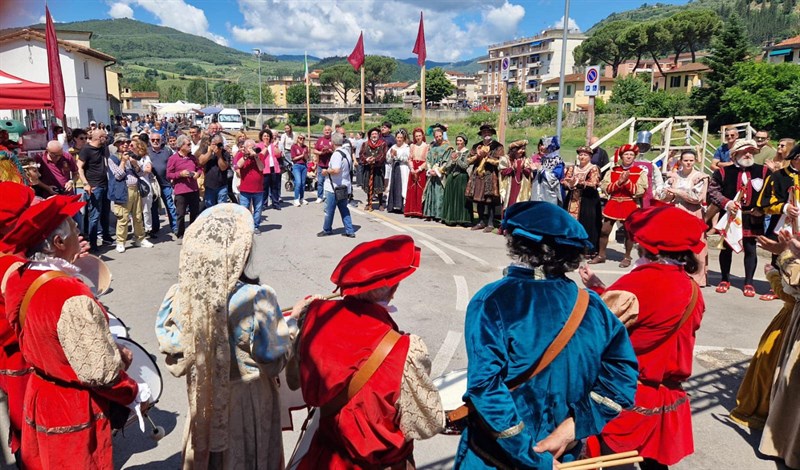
[239,103,404,127]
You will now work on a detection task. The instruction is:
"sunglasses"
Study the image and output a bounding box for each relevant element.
[755,137,768,141]
[726,134,738,138]
[76,136,87,140]
[150,139,161,143]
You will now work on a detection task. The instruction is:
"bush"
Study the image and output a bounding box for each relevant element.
[509,105,558,127]
[385,108,411,125]
[466,111,498,127]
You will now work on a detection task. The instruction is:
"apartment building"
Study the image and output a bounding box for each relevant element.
[479,28,586,106]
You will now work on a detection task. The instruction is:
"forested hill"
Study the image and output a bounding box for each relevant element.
[591,0,800,45]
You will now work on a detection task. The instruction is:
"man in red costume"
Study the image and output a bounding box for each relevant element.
[297,235,444,469]
[589,144,648,268]
[0,182,36,458]
[580,205,707,470]
[3,195,145,470]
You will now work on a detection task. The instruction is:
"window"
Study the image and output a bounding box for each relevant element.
[87,108,95,123]
[786,51,795,63]
[684,76,691,87]
[670,76,681,88]
[566,84,572,96]
[84,60,90,79]
[600,86,606,94]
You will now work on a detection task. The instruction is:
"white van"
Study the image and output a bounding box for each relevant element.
[216,108,243,131]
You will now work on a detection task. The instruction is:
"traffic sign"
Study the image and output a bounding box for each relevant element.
[584,65,600,96]
[501,57,510,82]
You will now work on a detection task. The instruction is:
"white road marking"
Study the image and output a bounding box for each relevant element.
[454,275,469,311]
[431,330,462,378]
[694,345,756,356]
[420,239,455,265]
[380,221,407,232]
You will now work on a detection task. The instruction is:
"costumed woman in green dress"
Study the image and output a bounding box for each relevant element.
[422,127,452,221]
[441,133,473,226]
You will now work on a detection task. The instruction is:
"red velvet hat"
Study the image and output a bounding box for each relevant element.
[624,206,706,254]
[0,195,84,254]
[614,143,639,163]
[330,235,421,296]
[0,182,34,239]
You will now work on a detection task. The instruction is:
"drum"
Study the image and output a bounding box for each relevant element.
[73,254,112,296]
[116,337,163,403]
[107,312,129,338]
[432,368,468,434]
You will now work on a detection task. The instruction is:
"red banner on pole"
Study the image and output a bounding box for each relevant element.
[347,32,365,71]
[45,6,65,122]
[412,12,426,67]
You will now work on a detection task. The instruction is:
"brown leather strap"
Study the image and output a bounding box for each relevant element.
[447,289,590,423]
[19,271,68,328]
[677,280,699,331]
[321,328,402,418]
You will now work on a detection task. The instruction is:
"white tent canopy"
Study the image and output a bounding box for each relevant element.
[151,100,201,116]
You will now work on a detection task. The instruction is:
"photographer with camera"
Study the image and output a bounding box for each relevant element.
[107,133,153,253]
[234,139,266,233]
[199,134,231,209]
[167,135,202,242]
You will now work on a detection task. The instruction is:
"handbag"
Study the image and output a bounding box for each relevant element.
[135,175,151,198]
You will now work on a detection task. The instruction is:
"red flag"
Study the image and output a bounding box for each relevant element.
[45,6,65,122]
[412,12,426,67]
[347,32,365,71]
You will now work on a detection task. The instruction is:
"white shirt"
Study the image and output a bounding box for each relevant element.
[323,146,352,193]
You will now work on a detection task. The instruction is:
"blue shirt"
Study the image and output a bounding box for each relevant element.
[455,266,638,469]
[714,143,731,163]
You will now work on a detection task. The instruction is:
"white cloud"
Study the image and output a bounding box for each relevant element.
[230,0,527,62]
[552,16,581,32]
[108,2,135,19]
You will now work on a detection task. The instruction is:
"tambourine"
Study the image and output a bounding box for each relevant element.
[432,368,468,434]
[73,254,112,296]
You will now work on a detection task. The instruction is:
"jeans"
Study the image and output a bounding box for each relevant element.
[87,185,111,247]
[317,166,326,200]
[174,191,200,238]
[262,173,281,207]
[112,186,145,244]
[292,163,308,201]
[239,191,264,228]
[323,190,354,235]
[204,185,229,209]
[152,184,179,234]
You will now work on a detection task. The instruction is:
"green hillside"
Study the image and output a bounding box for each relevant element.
[591,0,800,45]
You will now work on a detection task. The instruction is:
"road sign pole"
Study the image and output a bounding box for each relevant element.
[499,80,508,146]
[586,96,595,144]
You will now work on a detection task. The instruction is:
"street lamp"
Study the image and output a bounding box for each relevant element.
[253,48,263,129]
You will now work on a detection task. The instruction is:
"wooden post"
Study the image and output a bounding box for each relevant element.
[628,119,636,144]
[420,65,426,130]
[305,78,311,138]
[498,81,508,146]
[360,66,365,133]
[585,96,595,144]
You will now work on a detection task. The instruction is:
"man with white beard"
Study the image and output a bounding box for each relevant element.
[708,139,769,298]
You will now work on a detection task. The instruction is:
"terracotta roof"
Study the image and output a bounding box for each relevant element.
[445,70,465,76]
[380,82,410,89]
[541,73,614,85]
[132,92,159,99]
[662,62,711,74]
[775,34,800,48]
[0,28,115,62]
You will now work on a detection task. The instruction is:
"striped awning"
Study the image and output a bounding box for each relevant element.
[769,48,793,56]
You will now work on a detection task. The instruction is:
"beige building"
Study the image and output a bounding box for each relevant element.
[479,28,586,106]
[106,69,122,115]
[764,34,800,64]
[659,62,711,94]
[443,71,479,107]
[120,89,159,109]
[541,73,614,112]
[266,76,295,106]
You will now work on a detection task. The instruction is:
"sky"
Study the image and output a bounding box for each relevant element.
[1,0,691,62]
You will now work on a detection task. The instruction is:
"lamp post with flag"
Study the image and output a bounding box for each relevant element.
[253,48,263,129]
[348,32,365,133]
[413,12,426,130]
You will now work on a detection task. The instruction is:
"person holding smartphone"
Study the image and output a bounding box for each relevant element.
[167,135,202,241]
[199,134,231,208]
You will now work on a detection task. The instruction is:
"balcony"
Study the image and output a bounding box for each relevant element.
[546,94,559,102]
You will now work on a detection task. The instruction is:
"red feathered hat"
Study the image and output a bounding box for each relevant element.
[0,195,84,254]
[0,182,35,239]
[614,144,639,164]
[330,235,421,296]
[624,206,706,254]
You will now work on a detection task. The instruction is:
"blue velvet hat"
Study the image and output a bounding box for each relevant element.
[501,201,592,249]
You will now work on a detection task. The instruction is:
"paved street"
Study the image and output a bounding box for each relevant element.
[2,192,787,469]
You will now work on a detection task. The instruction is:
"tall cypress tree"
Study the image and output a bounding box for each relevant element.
[691,13,749,130]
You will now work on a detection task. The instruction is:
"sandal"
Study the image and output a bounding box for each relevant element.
[619,257,632,268]
[759,290,779,301]
[587,256,606,265]
[715,281,730,294]
[743,285,756,298]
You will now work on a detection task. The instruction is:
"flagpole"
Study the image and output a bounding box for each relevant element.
[420,65,426,131]
[305,79,311,139]
[360,66,365,133]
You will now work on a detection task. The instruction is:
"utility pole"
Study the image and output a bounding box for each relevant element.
[253,48,263,129]
[204,78,209,106]
[555,0,571,142]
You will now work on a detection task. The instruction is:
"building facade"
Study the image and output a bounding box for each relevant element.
[541,73,614,112]
[479,28,586,106]
[764,35,800,64]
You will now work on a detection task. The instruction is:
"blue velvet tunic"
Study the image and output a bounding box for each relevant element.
[454,265,638,469]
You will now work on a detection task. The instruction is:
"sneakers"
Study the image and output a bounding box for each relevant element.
[292,199,301,207]
[315,198,324,204]
[301,199,309,205]
[342,233,356,238]
[133,239,154,248]
[317,231,332,237]
[254,228,261,235]
[115,243,126,253]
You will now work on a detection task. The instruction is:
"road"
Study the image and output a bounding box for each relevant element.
[0,191,787,469]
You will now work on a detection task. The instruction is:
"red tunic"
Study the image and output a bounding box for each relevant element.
[5,268,138,470]
[298,298,411,469]
[602,165,645,221]
[598,263,704,465]
[0,253,30,453]
[404,159,427,218]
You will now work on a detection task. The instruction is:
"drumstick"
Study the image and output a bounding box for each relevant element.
[557,451,641,470]
[281,293,341,315]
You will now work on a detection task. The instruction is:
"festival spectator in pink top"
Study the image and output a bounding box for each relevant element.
[36,140,78,195]
[290,134,310,206]
[259,129,283,210]
[166,134,202,239]
[235,139,266,233]
[311,125,334,202]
